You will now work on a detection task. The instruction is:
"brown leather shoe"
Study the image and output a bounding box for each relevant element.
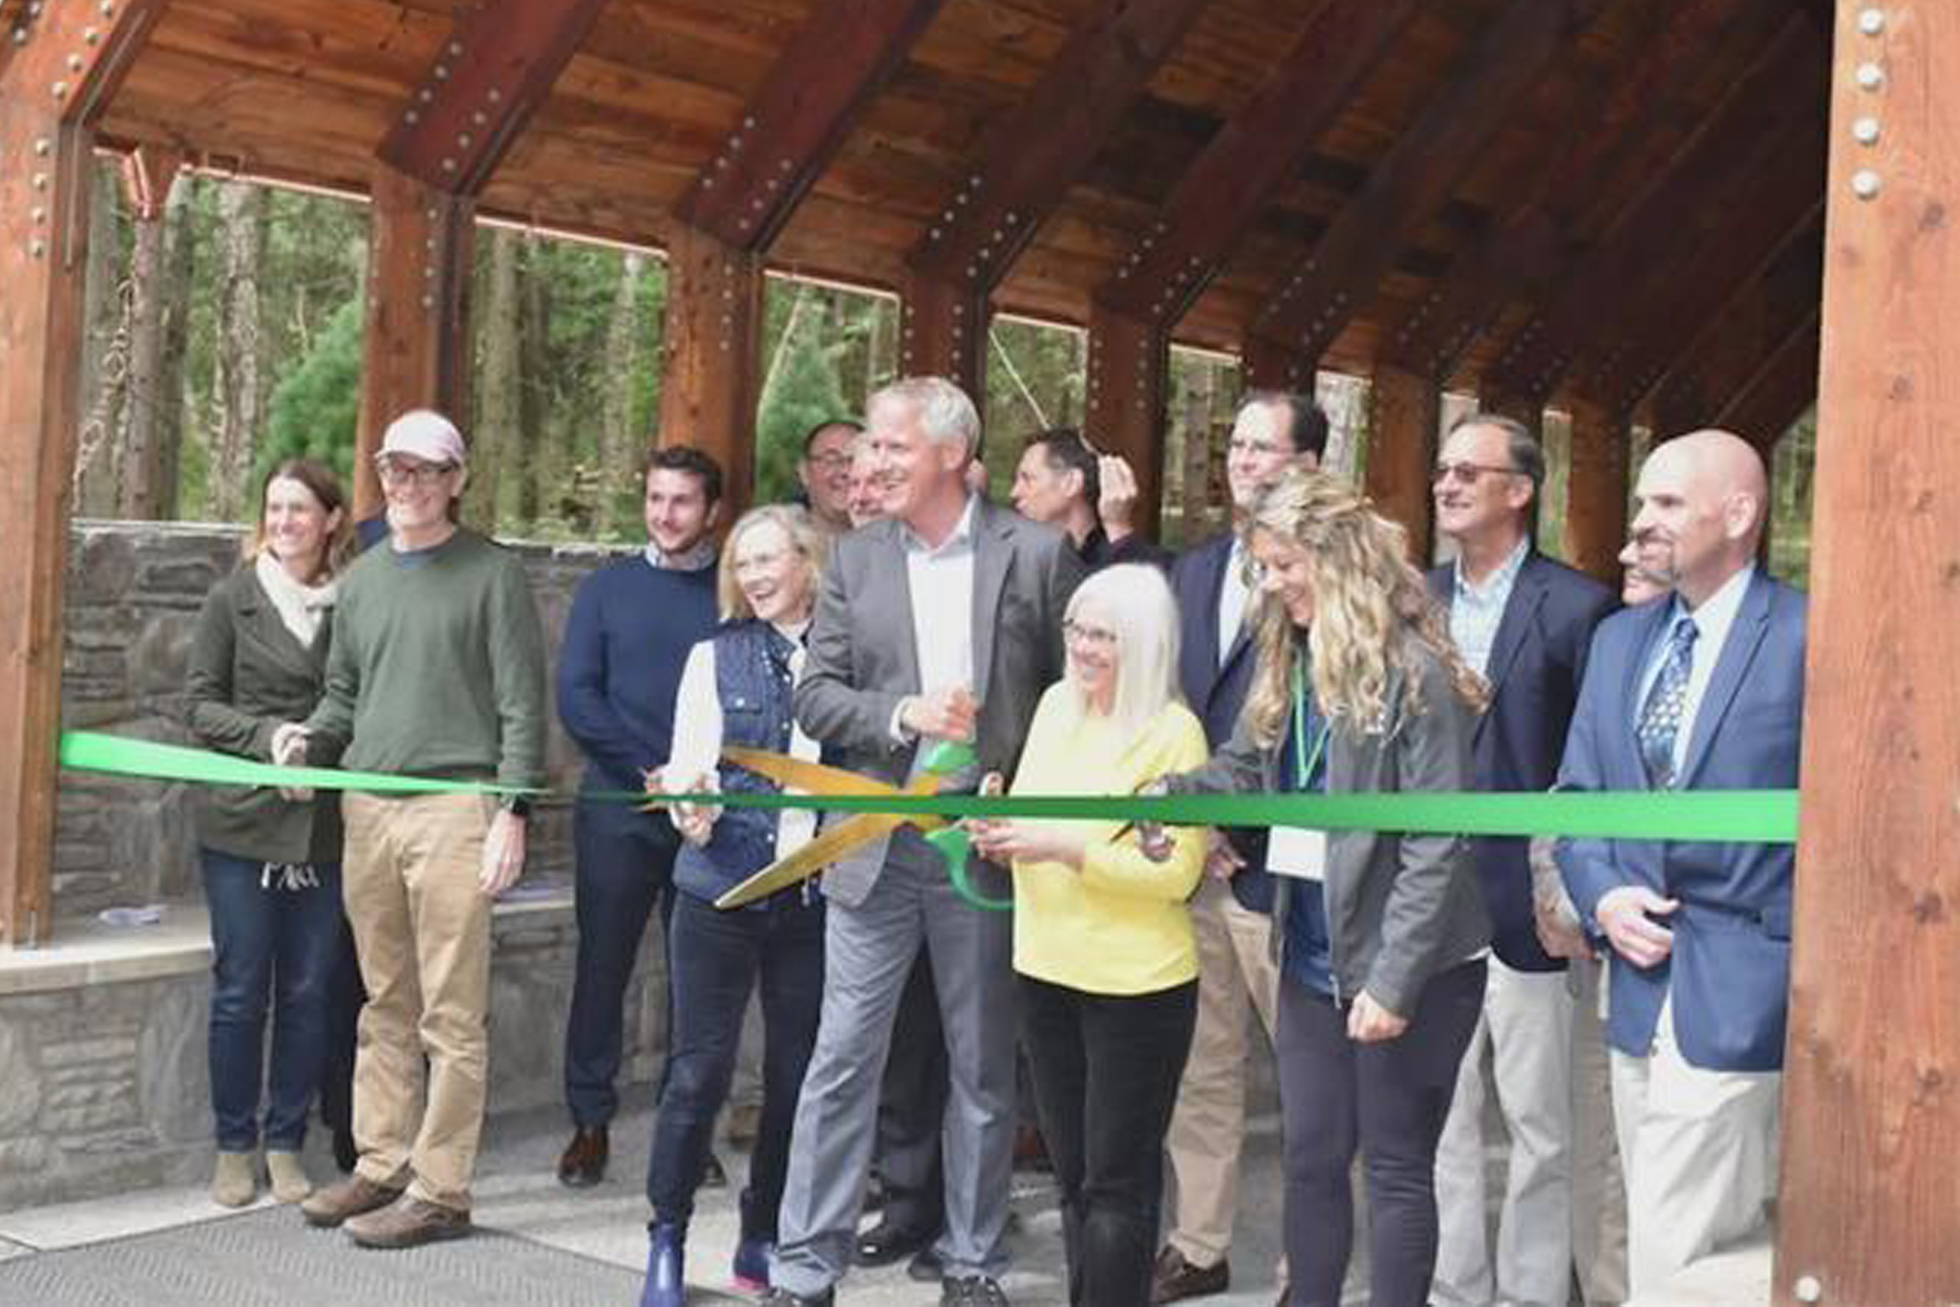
[300,1174,405,1229]
[557,1124,609,1188]
[343,1195,472,1248]
[1151,1245,1230,1303]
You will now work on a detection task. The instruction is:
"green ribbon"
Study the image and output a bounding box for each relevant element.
[57,729,1799,842]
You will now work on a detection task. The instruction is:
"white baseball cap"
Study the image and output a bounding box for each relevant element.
[379,409,467,466]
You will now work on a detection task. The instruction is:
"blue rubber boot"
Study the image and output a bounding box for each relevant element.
[733,1186,772,1294]
[640,1219,685,1307]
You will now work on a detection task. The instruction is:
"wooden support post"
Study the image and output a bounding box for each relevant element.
[1778,5,1960,1301]
[1366,364,1439,562]
[356,165,475,523]
[899,271,987,402]
[1561,397,1627,584]
[1084,305,1168,541]
[0,0,170,945]
[659,224,762,520]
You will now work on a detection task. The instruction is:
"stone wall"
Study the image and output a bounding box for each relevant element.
[57,521,622,917]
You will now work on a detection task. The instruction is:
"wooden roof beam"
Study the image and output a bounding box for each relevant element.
[376,0,611,197]
[674,0,948,253]
[1383,0,1797,381]
[1246,0,1613,384]
[1579,120,1827,418]
[908,0,1211,295]
[1719,308,1821,449]
[1093,0,1426,328]
[1479,12,1828,403]
[1650,235,1824,438]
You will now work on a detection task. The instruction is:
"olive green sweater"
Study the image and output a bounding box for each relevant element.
[306,528,546,790]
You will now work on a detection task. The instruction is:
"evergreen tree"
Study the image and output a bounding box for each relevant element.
[755,313,848,506]
[259,297,363,487]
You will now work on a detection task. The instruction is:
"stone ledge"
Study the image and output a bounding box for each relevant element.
[0,886,576,997]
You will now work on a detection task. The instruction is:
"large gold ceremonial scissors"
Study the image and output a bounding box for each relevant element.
[698,741,1005,910]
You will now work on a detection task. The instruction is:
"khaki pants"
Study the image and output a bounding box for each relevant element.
[1609,995,1779,1299]
[1164,878,1281,1269]
[1569,958,1628,1305]
[342,792,494,1211]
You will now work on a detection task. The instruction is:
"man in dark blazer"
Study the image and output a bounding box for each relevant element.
[1152,391,1326,1305]
[1425,415,1615,1307]
[770,377,1084,1307]
[1556,429,1805,1293]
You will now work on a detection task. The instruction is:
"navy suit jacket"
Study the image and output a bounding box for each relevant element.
[1171,532,1271,910]
[1428,552,1615,971]
[1555,569,1806,1072]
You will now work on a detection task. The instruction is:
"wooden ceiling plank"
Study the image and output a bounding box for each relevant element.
[673,0,950,253]
[1383,0,1795,381]
[1479,12,1827,401]
[1248,0,1614,374]
[908,0,1211,293]
[1093,0,1426,327]
[376,0,611,196]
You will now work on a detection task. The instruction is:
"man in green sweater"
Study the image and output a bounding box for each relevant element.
[278,409,546,1248]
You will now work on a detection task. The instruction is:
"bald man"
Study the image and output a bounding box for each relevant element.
[1554,430,1806,1291]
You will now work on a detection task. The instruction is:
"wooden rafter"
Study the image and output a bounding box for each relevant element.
[673,0,948,253]
[1248,0,1612,376]
[908,0,1210,294]
[1651,236,1824,437]
[1382,0,1794,382]
[1719,308,1821,447]
[376,0,610,197]
[0,0,174,946]
[1479,12,1827,403]
[1093,0,1425,328]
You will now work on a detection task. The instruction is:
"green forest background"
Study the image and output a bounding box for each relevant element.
[72,166,1815,580]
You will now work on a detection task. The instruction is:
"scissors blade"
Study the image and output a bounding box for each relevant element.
[720,748,905,798]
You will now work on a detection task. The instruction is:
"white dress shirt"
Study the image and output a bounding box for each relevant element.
[888,497,981,775]
[1218,538,1251,668]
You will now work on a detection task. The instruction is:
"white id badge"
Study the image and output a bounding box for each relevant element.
[1266,826,1328,881]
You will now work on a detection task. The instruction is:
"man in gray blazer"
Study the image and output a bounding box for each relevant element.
[768,377,1084,1307]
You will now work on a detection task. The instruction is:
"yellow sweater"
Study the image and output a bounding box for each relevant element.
[1010,683,1210,995]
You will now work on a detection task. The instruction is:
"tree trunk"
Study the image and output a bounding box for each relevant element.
[75,162,126,517]
[149,175,198,521]
[600,250,647,511]
[118,164,190,520]
[516,232,550,529]
[211,181,268,522]
[468,226,522,530]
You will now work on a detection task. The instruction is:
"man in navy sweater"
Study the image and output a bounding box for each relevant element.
[555,446,724,1187]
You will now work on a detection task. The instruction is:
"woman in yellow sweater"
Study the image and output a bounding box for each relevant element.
[968,563,1209,1307]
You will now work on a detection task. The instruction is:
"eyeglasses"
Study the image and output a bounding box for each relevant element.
[1063,620,1118,650]
[806,452,853,472]
[1229,437,1291,459]
[376,458,458,488]
[1431,460,1522,487]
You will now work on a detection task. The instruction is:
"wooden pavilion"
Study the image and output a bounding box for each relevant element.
[0,0,1954,1299]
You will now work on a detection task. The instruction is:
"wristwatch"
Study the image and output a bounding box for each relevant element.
[500,794,534,819]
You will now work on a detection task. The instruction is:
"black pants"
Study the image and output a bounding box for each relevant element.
[1020,974,1197,1307]
[565,801,680,1127]
[646,888,825,1236]
[875,949,949,1236]
[1277,960,1486,1307]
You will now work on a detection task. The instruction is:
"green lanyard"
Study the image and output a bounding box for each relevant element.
[1290,661,1330,792]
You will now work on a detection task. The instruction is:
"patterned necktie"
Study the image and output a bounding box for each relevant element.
[1636,618,1699,788]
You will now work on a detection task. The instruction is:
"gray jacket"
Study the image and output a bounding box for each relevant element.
[1167,641,1491,1016]
[794,497,1084,905]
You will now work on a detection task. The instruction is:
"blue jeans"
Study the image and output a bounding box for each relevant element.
[565,801,680,1128]
[201,848,345,1151]
[646,887,825,1237]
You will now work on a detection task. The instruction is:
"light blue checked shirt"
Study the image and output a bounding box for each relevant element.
[1449,536,1530,677]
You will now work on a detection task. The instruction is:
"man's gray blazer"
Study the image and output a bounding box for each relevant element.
[794,497,1085,905]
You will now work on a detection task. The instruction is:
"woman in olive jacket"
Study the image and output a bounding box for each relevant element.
[1142,467,1492,1307]
[183,458,351,1209]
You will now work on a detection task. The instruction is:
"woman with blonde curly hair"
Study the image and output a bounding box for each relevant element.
[1143,465,1492,1306]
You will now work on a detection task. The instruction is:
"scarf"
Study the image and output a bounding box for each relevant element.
[254,551,338,647]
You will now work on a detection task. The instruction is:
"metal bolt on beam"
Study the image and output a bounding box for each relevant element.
[449,40,464,56]
[1853,116,1881,144]
[433,64,449,80]
[1856,62,1885,90]
[1794,1274,1823,1303]
[31,172,47,189]
[83,26,98,43]
[66,52,80,70]
[30,238,46,258]
[1852,169,1882,199]
[1858,8,1885,36]
[405,109,421,124]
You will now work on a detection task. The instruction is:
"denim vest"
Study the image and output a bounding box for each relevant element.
[673,620,799,908]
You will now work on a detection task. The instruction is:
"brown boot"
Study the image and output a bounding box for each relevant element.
[343,1195,472,1249]
[300,1174,405,1229]
[1151,1245,1230,1303]
[556,1124,608,1188]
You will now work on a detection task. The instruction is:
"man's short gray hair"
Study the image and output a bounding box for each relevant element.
[871,376,981,460]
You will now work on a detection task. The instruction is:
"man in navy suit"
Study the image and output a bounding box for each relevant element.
[1151,391,1326,1305]
[1556,429,1805,1292]
[1425,416,1616,1307]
